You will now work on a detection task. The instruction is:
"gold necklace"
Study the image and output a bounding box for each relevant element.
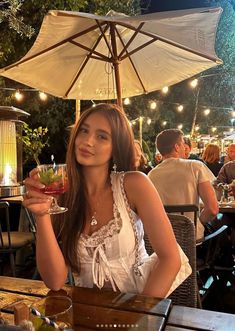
[89,193,102,226]
[88,182,110,226]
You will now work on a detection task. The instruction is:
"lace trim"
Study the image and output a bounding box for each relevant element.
[80,203,122,247]
[118,172,142,276]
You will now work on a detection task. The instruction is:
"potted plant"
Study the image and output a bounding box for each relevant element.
[19,122,49,166]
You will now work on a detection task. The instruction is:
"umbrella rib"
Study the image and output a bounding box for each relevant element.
[120,39,157,60]
[112,21,221,63]
[89,55,112,62]
[2,22,107,71]
[69,40,110,62]
[114,25,147,94]
[118,22,145,59]
[96,20,114,58]
[64,25,110,97]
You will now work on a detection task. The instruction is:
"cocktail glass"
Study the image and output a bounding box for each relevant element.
[38,164,68,214]
[30,296,73,331]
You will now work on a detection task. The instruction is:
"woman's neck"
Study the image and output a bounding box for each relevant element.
[82,167,110,195]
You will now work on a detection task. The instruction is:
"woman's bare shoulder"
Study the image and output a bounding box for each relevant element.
[123,171,151,191]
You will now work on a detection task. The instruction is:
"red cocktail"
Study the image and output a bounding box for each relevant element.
[38,164,68,214]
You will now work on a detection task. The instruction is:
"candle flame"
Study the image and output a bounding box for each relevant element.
[1,164,16,186]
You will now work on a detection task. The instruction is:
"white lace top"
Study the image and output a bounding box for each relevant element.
[73,172,150,293]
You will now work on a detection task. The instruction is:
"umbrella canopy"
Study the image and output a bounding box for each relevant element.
[0,7,223,106]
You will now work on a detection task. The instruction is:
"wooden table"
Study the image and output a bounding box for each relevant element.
[1,276,235,331]
[217,197,235,213]
[0,276,171,331]
[219,203,235,214]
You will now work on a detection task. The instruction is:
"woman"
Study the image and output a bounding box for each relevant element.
[134,140,152,174]
[202,143,223,176]
[183,137,201,160]
[23,103,181,298]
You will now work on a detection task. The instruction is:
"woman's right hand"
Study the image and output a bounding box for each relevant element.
[22,168,52,216]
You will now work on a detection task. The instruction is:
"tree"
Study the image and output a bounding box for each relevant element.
[141,0,235,145]
[0,0,34,38]
[189,0,235,135]
[0,0,141,164]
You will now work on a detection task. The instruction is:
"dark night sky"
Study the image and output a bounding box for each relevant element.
[147,0,211,13]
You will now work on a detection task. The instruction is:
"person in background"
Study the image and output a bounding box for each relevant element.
[134,139,153,174]
[220,144,235,164]
[202,144,223,177]
[183,136,201,161]
[155,150,163,166]
[148,129,219,240]
[216,144,235,189]
[23,103,181,298]
[220,143,235,164]
[216,160,235,185]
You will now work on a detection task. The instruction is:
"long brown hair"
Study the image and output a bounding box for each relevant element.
[54,103,135,272]
[202,143,220,163]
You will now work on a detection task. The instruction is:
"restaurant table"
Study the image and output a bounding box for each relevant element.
[219,202,235,214]
[1,277,235,331]
[0,195,35,232]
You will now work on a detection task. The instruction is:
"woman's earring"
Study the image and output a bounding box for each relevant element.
[113,163,117,173]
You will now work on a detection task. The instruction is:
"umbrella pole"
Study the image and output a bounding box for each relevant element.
[76,99,80,121]
[110,24,122,107]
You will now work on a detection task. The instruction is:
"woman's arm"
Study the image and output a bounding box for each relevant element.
[124,171,181,298]
[23,168,68,290]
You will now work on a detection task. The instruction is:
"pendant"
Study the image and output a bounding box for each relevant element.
[91,215,98,226]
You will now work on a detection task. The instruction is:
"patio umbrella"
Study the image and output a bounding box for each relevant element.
[0,7,223,107]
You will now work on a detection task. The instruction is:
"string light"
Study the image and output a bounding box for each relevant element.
[204,108,210,116]
[162,86,169,94]
[190,79,198,88]
[177,105,184,112]
[0,85,234,140]
[177,124,183,130]
[124,97,130,105]
[149,101,157,110]
[0,87,51,103]
[14,90,24,101]
[39,91,47,101]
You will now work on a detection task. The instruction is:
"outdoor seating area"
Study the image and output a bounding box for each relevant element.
[1,197,235,311]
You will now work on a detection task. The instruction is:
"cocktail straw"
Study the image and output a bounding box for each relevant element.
[30,307,67,330]
[51,154,56,169]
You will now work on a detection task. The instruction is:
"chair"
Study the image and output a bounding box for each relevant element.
[164,204,199,227]
[0,201,35,277]
[196,224,233,303]
[163,204,232,304]
[144,213,199,308]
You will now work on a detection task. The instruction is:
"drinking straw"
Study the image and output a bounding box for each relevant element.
[30,307,67,330]
[51,154,56,168]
